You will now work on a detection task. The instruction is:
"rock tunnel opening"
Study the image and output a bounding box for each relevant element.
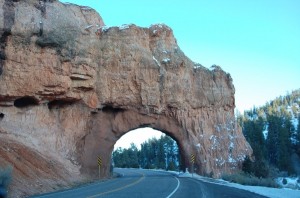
[112,127,184,171]
[14,96,39,108]
[79,109,195,178]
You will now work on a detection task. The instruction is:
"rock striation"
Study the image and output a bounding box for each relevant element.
[0,0,252,196]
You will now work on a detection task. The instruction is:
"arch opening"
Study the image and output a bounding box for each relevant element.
[78,109,195,178]
[112,127,183,171]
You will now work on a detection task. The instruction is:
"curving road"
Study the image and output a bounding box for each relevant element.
[32,168,267,198]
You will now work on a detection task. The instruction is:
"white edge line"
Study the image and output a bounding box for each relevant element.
[166,177,180,198]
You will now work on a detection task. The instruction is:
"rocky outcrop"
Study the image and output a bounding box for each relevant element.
[0,0,252,196]
[0,136,81,198]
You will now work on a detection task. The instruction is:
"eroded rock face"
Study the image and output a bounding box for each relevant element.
[0,0,252,188]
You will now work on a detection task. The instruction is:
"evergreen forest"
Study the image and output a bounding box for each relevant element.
[112,89,300,178]
[113,135,180,171]
[239,89,300,178]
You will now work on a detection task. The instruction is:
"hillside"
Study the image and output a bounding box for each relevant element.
[238,89,300,177]
[0,137,85,198]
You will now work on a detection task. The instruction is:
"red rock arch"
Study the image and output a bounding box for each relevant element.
[77,104,250,178]
[0,1,252,181]
[78,108,189,177]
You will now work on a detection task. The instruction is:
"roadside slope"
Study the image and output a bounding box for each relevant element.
[0,137,83,198]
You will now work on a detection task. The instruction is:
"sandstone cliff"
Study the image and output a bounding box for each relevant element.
[0,0,252,197]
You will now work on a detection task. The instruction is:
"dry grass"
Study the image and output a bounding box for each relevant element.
[222,172,279,188]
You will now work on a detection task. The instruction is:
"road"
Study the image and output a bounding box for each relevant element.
[32,168,267,198]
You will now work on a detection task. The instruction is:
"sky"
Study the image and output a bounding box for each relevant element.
[114,127,164,150]
[59,0,300,148]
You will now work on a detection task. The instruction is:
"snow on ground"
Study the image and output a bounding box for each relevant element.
[291,116,299,130]
[263,124,268,140]
[162,58,170,64]
[225,182,300,198]
[276,177,300,189]
[178,172,300,198]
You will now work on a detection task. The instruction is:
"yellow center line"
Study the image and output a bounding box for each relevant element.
[86,172,145,198]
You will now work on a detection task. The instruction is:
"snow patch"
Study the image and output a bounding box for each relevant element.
[228,155,236,163]
[150,23,168,29]
[209,65,222,71]
[291,137,298,145]
[236,154,246,161]
[80,6,93,11]
[219,159,226,166]
[194,63,203,69]
[287,104,299,130]
[119,24,130,30]
[292,117,299,131]
[225,180,300,198]
[176,171,300,198]
[215,157,226,166]
[85,25,94,30]
[263,124,268,140]
[162,58,170,64]
[152,23,164,28]
[62,2,73,5]
[152,56,161,67]
[195,143,201,148]
[210,135,219,150]
[276,177,300,190]
[99,26,111,32]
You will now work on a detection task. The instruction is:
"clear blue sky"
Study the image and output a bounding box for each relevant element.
[60,0,300,112]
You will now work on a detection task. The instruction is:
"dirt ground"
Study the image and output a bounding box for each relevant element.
[0,137,87,198]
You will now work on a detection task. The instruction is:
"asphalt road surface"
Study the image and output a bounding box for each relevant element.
[32,168,267,198]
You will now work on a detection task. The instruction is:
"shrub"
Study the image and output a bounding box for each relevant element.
[242,156,269,178]
[0,166,12,188]
[282,178,287,185]
[167,162,176,171]
[222,172,279,188]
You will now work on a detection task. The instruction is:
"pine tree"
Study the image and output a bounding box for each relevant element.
[113,147,128,168]
[112,144,140,168]
[265,114,294,173]
[127,143,139,168]
[266,115,280,165]
[242,113,268,177]
[140,142,148,168]
[278,121,293,173]
[114,134,180,170]
[296,115,300,156]
[241,89,300,176]
[161,135,178,169]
